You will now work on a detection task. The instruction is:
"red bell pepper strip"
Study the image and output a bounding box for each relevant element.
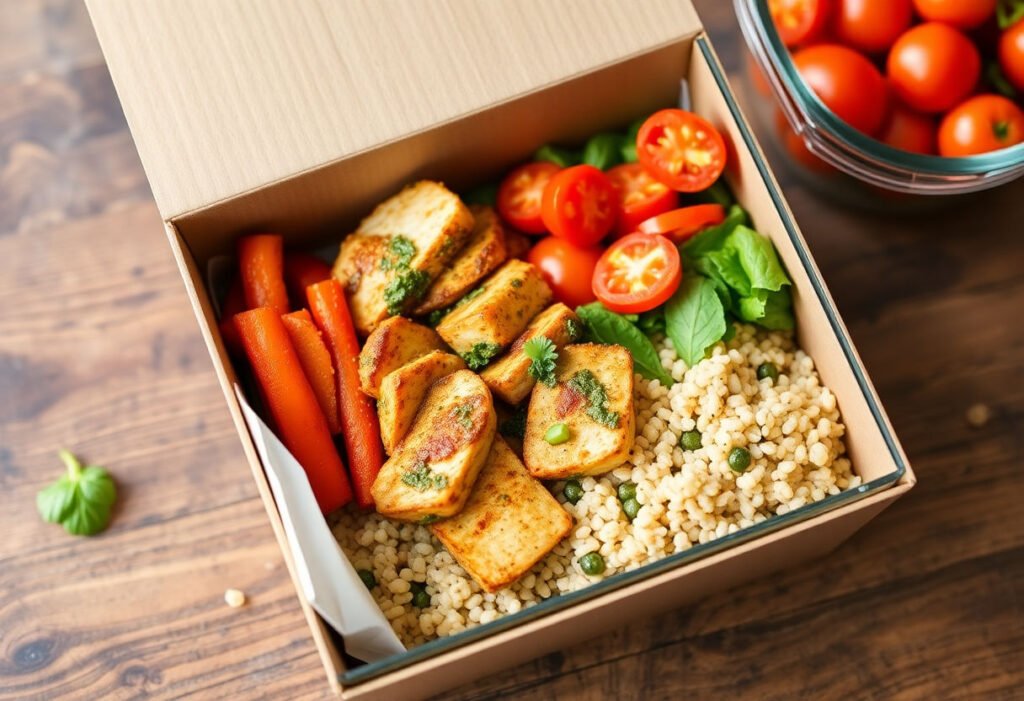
[234,307,352,513]
[284,252,333,309]
[307,280,384,509]
[218,277,246,356]
[238,234,290,315]
[282,309,342,435]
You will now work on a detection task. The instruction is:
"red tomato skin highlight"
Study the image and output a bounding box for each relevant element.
[877,104,937,155]
[540,165,618,246]
[912,0,996,30]
[887,23,980,114]
[769,0,831,47]
[793,44,889,135]
[527,236,602,309]
[834,0,912,53]
[937,94,1024,156]
[1000,20,1024,93]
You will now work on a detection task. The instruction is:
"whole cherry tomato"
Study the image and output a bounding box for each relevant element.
[768,0,831,47]
[912,0,996,30]
[792,44,889,135]
[835,0,912,53]
[592,234,682,314]
[887,23,980,114]
[605,163,679,238]
[496,161,560,234]
[877,104,937,155]
[636,109,728,192]
[527,236,602,309]
[1000,19,1024,93]
[540,165,618,246]
[938,94,1024,156]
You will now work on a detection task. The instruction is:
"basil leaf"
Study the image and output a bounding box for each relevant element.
[688,179,734,207]
[726,225,791,292]
[737,292,767,322]
[664,275,728,367]
[681,204,749,261]
[637,308,665,337]
[576,303,673,385]
[463,182,499,206]
[582,133,625,170]
[757,288,795,330]
[534,144,581,168]
[701,247,752,298]
[37,450,116,537]
[621,119,643,164]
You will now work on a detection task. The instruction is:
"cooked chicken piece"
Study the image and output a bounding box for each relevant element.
[377,351,466,454]
[480,303,582,405]
[413,205,507,315]
[332,181,474,334]
[431,437,572,592]
[435,259,552,369]
[523,343,635,479]
[357,316,446,398]
[371,370,496,522]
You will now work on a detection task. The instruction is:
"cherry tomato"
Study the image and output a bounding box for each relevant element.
[1000,19,1024,93]
[834,0,912,53]
[938,94,1024,156]
[912,0,996,30]
[637,204,726,244]
[768,0,831,47]
[540,165,617,246]
[527,236,602,309]
[877,104,937,155]
[636,109,728,192]
[887,23,980,114]
[793,44,889,135]
[496,161,560,234]
[606,163,679,238]
[592,234,682,314]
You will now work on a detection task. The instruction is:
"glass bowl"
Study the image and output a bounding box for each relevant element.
[734,0,1024,207]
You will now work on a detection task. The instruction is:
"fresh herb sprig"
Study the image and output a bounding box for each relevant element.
[524,337,558,387]
[37,450,117,536]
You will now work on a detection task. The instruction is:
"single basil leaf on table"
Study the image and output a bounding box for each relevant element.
[37,450,117,536]
[726,225,791,292]
[576,303,673,385]
[680,204,749,261]
[582,133,625,170]
[534,144,581,168]
[664,274,728,367]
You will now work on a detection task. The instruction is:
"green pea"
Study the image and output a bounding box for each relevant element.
[680,429,702,451]
[622,497,641,521]
[617,481,637,503]
[545,422,571,445]
[412,588,430,608]
[563,478,584,505]
[579,551,606,576]
[757,362,780,383]
[728,446,752,473]
[357,569,376,590]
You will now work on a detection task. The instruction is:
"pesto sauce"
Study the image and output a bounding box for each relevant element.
[460,342,501,370]
[384,268,429,315]
[401,461,448,492]
[453,403,474,430]
[380,235,416,271]
[567,369,619,428]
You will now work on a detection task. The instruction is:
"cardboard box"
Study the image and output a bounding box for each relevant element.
[87,1,914,697]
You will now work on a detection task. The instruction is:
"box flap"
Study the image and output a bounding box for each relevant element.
[86,0,702,221]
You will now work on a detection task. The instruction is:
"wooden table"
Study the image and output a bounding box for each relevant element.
[2,3,1021,699]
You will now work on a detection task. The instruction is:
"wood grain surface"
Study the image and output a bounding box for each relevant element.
[1,2,1021,700]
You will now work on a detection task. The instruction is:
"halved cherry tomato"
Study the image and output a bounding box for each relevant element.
[835,0,912,54]
[636,109,728,193]
[496,161,560,234]
[527,236,602,309]
[540,165,617,246]
[769,0,830,48]
[912,0,996,30]
[938,94,1024,156]
[592,233,682,314]
[606,163,679,238]
[637,204,726,244]
[887,23,980,114]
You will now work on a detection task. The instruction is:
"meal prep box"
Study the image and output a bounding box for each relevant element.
[87,1,915,697]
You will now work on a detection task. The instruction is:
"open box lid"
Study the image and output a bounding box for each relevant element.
[86,0,702,222]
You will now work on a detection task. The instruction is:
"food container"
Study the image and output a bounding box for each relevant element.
[87,1,915,698]
[734,0,1024,205]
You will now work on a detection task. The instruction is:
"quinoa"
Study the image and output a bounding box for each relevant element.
[332,324,860,648]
